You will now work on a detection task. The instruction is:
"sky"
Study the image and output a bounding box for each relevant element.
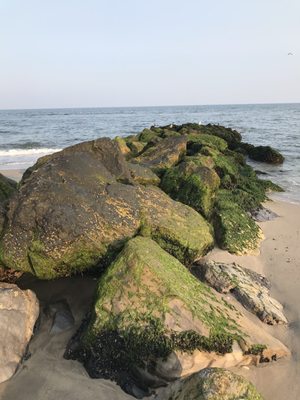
[0,0,299,109]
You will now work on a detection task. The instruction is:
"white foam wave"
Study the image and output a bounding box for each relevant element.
[0,148,62,157]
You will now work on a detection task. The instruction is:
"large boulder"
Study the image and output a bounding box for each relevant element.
[0,138,213,279]
[193,260,288,325]
[0,283,39,383]
[158,368,264,400]
[65,237,289,393]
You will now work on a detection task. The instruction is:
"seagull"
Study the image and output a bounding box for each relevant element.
[288,52,294,56]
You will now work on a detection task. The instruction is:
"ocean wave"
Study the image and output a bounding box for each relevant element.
[0,148,62,157]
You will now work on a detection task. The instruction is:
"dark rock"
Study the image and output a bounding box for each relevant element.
[248,145,285,164]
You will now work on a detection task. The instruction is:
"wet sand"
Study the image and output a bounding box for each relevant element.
[0,199,299,400]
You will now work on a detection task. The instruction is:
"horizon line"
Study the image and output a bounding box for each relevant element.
[1,101,300,112]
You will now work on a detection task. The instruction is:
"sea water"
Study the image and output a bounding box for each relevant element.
[0,103,299,203]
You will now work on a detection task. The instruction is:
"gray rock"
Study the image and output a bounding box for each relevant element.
[193,260,287,325]
[0,283,39,383]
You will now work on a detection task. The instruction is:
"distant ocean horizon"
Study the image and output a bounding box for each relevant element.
[0,103,299,203]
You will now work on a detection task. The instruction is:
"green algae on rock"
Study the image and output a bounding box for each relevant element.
[66,236,289,392]
[160,368,264,400]
[214,192,262,254]
[0,139,213,278]
[67,237,244,376]
[161,159,220,218]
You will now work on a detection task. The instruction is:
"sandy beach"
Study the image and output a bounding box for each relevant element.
[0,182,299,400]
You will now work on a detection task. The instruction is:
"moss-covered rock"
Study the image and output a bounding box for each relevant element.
[187,133,228,153]
[137,128,160,143]
[66,237,244,379]
[139,186,214,265]
[66,237,288,392]
[161,160,220,218]
[162,368,264,400]
[0,140,213,278]
[214,191,262,254]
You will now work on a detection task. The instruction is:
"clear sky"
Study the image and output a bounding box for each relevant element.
[0,0,299,109]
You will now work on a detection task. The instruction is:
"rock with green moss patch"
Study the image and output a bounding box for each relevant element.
[187,133,228,153]
[158,368,264,400]
[0,140,213,278]
[161,159,220,218]
[65,237,289,392]
[137,128,160,143]
[214,192,263,254]
[139,186,214,264]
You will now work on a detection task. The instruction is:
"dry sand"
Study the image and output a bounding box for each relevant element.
[0,198,299,400]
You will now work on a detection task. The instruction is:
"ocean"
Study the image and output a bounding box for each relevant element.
[0,103,299,203]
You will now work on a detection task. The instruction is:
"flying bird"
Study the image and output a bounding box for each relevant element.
[288,52,294,56]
